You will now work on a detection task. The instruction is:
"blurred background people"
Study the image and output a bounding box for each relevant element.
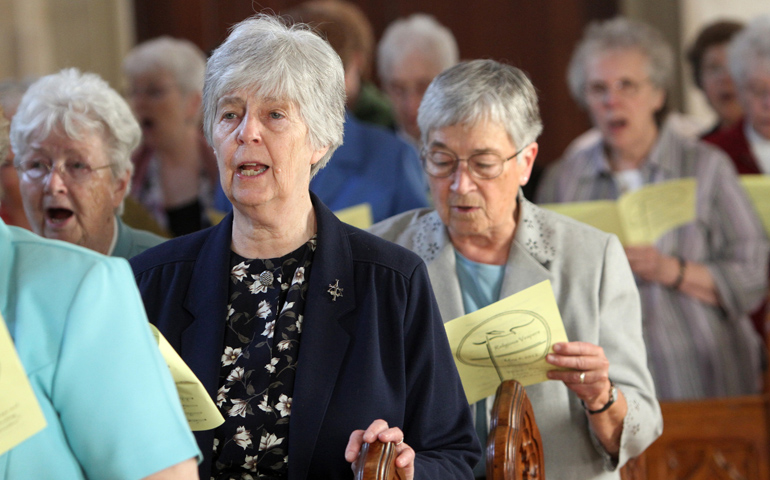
[705,15,770,175]
[377,13,459,149]
[0,79,34,230]
[687,20,745,138]
[11,69,166,259]
[371,59,661,479]
[274,0,429,224]
[0,104,200,480]
[297,0,395,129]
[123,36,218,236]
[131,15,479,479]
[538,17,768,400]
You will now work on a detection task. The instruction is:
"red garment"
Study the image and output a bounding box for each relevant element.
[703,119,761,174]
[704,118,768,336]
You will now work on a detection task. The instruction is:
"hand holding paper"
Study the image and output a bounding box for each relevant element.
[444,280,569,404]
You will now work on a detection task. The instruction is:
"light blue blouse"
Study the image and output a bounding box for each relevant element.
[0,220,200,480]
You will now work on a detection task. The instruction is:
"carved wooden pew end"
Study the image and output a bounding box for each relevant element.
[487,380,546,480]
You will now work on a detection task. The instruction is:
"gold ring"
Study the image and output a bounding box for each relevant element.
[579,372,586,384]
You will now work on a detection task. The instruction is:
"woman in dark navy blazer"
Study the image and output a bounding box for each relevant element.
[130,13,479,480]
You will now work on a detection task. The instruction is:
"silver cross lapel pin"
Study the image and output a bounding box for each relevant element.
[327,279,343,301]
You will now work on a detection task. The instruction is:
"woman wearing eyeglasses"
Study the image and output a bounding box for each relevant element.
[10,68,166,259]
[537,18,768,400]
[371,58,662,479]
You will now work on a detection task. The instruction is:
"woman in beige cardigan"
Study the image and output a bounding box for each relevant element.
[370,59,661,479]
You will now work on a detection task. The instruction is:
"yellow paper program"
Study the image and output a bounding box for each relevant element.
[149,325,224,431]
[0,313,47,456]
[542,178,697,245]
[334,203,373,229]
[444,280,569,405]
[740,175,770,237]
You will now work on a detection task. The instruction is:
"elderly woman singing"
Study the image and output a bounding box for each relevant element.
[11,69,166,258]
[538,17,768,400]
[130,14,479,480]
[371,59,661,479]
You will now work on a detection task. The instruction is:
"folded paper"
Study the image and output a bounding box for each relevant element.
[0,313,46,455]
[444,280,569,404]
[740,175,770,237]
[334,203,373,229]
[150,325,224,431]
[542,178,697,245]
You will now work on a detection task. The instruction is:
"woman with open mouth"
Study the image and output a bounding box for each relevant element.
[10,68,167,259]
[129,13,480,480]
[538,17,768,401]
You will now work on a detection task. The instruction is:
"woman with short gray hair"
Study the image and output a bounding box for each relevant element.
[539,17,768,401]
[372,58,661,479]
[11,68,165,258]
[131,14,479,480]
[377,13,459,146]
[124,36,217,236]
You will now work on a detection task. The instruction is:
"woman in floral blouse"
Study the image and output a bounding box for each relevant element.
[130,13,480,480]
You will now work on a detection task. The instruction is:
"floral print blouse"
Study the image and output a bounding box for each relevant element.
[212,236,316,479]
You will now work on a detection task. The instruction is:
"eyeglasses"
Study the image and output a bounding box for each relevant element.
[585,78,649,100]
[16,158,113,183]
[421,146,525,180]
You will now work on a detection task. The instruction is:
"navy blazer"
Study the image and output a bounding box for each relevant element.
[130,194,480,479]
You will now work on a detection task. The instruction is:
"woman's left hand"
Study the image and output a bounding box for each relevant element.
[545,341,612,410]
[624,245,678,285]
[345,419,415,480]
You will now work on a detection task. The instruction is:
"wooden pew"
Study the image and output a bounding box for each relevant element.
[486,380,545,479]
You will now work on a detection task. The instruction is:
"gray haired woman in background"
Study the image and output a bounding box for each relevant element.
[538,17,768,400]
[131,14,479,480]
[11,68,165,258]
[372,58,661,479]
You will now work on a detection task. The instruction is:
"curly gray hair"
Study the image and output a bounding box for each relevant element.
[10,68,139,187]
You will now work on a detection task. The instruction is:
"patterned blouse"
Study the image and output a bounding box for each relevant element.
[537,124,769,400]
[212,236,316,479]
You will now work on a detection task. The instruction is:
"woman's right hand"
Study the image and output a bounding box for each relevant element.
[345,419,415,480]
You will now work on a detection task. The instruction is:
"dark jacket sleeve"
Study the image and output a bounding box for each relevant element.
[403,261,481,477]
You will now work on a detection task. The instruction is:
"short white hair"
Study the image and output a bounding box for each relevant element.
[377,13,459,83]
[10,69,139,209]
[202,14,345,177]
[728,14,770,87]
[123,36,207,94]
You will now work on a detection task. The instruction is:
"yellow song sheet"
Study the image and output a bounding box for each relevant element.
[740,175,770,237]
[149,325,224,431]
[444,280,569,405]
[0,314,46,455]
[334,203,373,229]
[542,178,697,245]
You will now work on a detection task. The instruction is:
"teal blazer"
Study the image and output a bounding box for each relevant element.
[0,219,199,479]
